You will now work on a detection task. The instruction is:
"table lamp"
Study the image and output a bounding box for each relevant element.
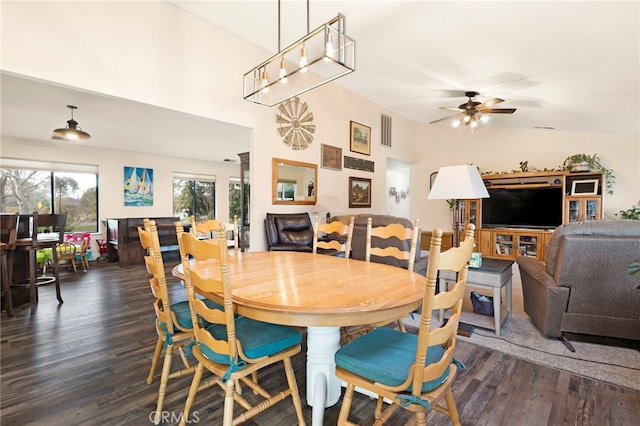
[312,195,342,223]
[427,164,489,247]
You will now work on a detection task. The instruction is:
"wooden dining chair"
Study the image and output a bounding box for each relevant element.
[13,212,67,314]
[190,215,239,254]
[139,219,201,425]
[313,215,354,257]
[78,237,90,271]
[341,216,421,343]
[1,213,18,317]
[177,226,305,426]
[335,224,476,426]
[56,242,78,273]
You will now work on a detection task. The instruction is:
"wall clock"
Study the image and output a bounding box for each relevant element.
[276,97,316,150]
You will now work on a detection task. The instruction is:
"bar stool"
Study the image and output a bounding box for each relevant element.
[13,212,67,314]
[1,213,18,317]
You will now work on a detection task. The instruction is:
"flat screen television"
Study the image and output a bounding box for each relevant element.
[481,187,563,229]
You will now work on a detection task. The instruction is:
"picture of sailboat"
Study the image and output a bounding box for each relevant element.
[124,166,154,206]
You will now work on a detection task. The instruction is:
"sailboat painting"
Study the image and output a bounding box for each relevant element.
[124,166,154,206]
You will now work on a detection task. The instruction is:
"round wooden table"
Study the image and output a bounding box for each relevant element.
[173,251,424,425]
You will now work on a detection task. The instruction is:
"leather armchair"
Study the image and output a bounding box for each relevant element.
[264,213,314,252]
[516,220,640,343]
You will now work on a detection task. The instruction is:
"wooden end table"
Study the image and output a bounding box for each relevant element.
[438,258,513,336]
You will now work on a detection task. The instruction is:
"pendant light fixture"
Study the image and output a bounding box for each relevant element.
[52,105,91,140]
[243,0,355,107]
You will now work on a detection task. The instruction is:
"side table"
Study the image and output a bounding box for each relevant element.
[439,258,513,336]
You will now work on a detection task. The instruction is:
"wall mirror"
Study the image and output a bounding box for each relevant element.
[272,157,317,205]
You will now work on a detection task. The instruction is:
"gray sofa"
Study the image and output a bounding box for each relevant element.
[516,220,640,344]
[331,214,428,276]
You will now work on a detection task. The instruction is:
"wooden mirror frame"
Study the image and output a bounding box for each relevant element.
[272,158,317,205]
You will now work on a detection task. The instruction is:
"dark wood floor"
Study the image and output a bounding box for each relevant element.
[2,258,639,425]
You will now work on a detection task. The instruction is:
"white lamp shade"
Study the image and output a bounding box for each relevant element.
[427,165,489,200]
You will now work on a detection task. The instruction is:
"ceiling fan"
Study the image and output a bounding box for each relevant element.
[430,91,516,127]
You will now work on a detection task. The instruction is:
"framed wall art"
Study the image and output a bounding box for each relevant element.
[124,166,154,206]
[349,121,371,156]
[321,143,342,170]
[349,176,372,208]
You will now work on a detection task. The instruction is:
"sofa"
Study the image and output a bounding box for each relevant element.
[264,212,314,252]
[516,220,640,344]
[332,214,428,276]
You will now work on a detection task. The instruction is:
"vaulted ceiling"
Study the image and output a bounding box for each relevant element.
[2,1,638,164]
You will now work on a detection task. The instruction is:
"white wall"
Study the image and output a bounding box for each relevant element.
[2,1,638,250]
[411,125,640,232]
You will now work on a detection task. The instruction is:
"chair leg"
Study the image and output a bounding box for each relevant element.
[337,383,355,425]
[222,379,235,426]
[147,336,163,384]
[179,362,204,426]
[50,250,63,304]
[283,357,305,424]
[29,249,37,314]
[1,253,14,317]
[444,390,461,426]
[154,342,174,423]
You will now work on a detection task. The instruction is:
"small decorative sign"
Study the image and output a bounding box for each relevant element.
[344,155,375,172]
[470,252,482,268]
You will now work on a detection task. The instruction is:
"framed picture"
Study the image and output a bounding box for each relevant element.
[124,166,154,206]
[349,121,371,156]
[570,179,599,195]
[321,144,342,170]
[349,176,372,208]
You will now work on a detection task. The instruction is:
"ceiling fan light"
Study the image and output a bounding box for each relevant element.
[452,119,461,128]
[481,115,489,123]
[463,114,471,123]
[470,120,478,128]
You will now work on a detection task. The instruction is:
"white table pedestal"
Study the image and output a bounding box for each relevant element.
[306,326,341,426]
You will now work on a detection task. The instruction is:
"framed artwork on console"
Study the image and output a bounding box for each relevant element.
[349,121,371,155]
[349,177,371,208]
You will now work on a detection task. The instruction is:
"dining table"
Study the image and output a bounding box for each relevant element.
[173,250,424,426]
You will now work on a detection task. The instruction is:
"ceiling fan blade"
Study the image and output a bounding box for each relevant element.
[477,98,505,110]
[483,108,516,114]
[429,114,460,124]
[439,107,463,112]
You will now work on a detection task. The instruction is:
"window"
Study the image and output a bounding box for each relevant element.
[173,173,216,222]
[0,161,99,232]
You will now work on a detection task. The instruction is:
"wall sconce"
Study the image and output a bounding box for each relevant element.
[388,187,408,204]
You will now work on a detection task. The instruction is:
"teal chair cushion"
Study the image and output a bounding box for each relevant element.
[199,317,301,364]
[169,299,224,329]
[335,327,450,392]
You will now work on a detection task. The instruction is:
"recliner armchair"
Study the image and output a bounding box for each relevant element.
[516,220,640,347]
[264,212,314,252]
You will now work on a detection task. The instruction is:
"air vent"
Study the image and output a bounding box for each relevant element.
[381,114,392,147]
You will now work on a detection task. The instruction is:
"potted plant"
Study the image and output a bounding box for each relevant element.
[616,205,640,220]
[562,153,615,195]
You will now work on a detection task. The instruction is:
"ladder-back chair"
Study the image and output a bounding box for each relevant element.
[57,242,78,273]
[177,226,305,426]
[313,215,354,257]
[138,219,198,425]
[190,215,239,254]
[335,224,476,426]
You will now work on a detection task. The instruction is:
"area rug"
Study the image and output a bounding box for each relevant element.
[403,266,640,391]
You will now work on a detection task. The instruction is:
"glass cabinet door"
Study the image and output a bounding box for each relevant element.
[585,200,599,221]
[517,234,538,257]
[494,233,514,257]
[567,199,580,222]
